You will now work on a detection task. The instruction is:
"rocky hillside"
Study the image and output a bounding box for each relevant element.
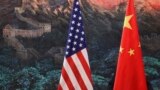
[0,0,159,59]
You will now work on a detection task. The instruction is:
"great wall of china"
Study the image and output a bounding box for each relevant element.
[2,0,52,60]
[3,24,51,38]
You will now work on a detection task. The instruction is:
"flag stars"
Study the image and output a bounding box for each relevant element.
[120,47,124,53]
[79,43,83,47]
[75,35,78,39]
[74,41,77,45]
[68,39,71,43]
[66,51,69,55]
[69,33,72,37]
[74,8,78,12]
[79,17,82,20]
[81,31,84,35]
[73,14,77,18]
[70,27,74,30]
[76,1,79,5]
[72,47,76,51]
[67,45,70,49]
[80,37,84,41]
[124,14,133,30]
[77,23,81,26]
[76,29,79,33]
[71,21,75,24]
[138,42,141,47]
[128,48,135,56]
[65,0,86,56]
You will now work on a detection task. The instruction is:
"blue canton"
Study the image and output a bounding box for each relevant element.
[65,0,86,57]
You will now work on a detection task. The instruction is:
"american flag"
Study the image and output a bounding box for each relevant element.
[57,0,93,90]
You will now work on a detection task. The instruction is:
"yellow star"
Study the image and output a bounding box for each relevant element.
[119,47,124,53]
[138,42,141,47]
[128,48,135,56]
[123,15,133,30]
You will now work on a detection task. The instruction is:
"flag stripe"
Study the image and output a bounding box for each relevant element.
[67,57,88,90]
[71,54,93,90]
[63,59,81,90]
[61,67,74,90]
[59,75,69,90]
[81,49,90,66]
[77,50,93,83]
[57,84,62,90]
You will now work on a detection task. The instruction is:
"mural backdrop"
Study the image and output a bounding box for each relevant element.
[0,0,160,90]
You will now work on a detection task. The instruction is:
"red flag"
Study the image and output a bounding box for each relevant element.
[113,0,148,90]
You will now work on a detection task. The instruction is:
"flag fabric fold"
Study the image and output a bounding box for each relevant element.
[57,0,93,90]
[113,0,148,90]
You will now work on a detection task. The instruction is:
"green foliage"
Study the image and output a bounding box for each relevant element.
[46,70,61,89]
[92,74,109,86]
[0,63,61,90]
[144,56,160,68]
[13,67,44,90]
[143,56,160,90]
[46,70,61,81]
[35,58,54,74]
[0,65,13,90]
[145,67,159,77]
[143,56,160,77]
[0,49,160,90]
[151,80,160,90]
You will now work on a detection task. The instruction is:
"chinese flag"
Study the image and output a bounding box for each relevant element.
[113,0,148,90]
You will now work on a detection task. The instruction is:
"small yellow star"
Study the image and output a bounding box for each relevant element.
[119,47,124,53]
[123,14,133,30]
[128,48,135,56]
[138,42,141,47]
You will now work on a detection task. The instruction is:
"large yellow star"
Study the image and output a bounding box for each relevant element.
[128,48,135,56]
[123,15,133,30]
[119,47,124,53]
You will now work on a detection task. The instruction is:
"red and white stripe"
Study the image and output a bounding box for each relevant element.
[58,48,93,90]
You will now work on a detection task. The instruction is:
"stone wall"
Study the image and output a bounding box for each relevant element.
[3,23,51,38]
